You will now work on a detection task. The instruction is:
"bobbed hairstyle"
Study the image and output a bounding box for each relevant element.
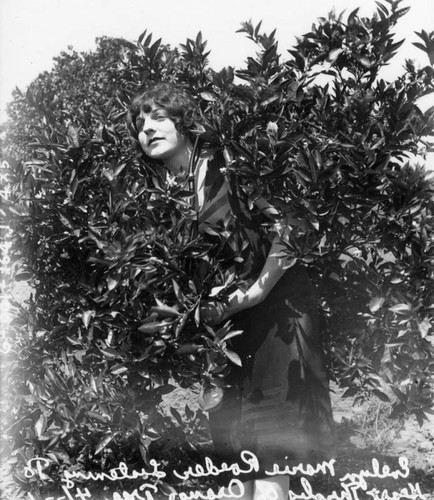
[127,82,199,145]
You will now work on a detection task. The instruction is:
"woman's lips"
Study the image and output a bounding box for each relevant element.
[149,137,163,145]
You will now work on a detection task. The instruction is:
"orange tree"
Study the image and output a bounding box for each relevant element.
[1,0,433,496]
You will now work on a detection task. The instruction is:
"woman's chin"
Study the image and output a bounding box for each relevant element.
[146,149,171,160]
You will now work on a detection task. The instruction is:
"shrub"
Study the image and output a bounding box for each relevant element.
[1,1,433,496]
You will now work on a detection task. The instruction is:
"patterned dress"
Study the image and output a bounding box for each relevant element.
[195,151,335,479]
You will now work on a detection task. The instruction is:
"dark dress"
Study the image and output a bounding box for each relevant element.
[197,152,335,478]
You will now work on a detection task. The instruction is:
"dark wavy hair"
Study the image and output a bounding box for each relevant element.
[127,83,199,147]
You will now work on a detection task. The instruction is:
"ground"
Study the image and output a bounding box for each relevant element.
[162,381,434,498]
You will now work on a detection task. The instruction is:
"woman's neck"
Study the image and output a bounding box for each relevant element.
[164,139,194,175]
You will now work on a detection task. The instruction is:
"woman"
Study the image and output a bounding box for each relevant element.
[128,83,335,499]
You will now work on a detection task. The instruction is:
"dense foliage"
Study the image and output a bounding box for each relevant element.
[1,0,433,496]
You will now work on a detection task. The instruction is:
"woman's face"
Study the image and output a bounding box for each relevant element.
[136,106,186,161]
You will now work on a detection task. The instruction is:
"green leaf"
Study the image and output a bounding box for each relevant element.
[15,272,33,281]
[327,48,343,63]
[110,364,128,375]
[138,29,148,45]
[372,389,390,403]
[185,404,194,420]
[389,403,406,419]
[138,321,170,334]
[152,298,181,317]
[369,296,384,313]
[353,54,374,68]
[389,304,412,313]
[81,310,93,328]
[98,346,122,359]
[221,330,244,342]
[175,343,200,355]
[88,411,109,423]
[224,349,242,366]
[34,414,46,438]
[58,213,74,229]
[200,91,217,102]
[139,436,151,465]
[170,407,183,425]
[342,387,358,398]
[172,278,186,306]
[412,42,427,52]
[95,433,117,455]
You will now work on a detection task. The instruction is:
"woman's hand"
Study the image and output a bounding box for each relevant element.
[201,235,292,325]
[200,288,264,325]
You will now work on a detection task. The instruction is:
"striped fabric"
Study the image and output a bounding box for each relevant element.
[199,154,336,480]
[195,151,268,281]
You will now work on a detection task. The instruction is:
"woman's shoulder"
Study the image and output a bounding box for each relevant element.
[200,149,229,200]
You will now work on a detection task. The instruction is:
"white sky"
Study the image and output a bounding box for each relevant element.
[0,0,433,124]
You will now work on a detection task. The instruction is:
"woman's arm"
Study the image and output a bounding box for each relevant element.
[201,235,290,324]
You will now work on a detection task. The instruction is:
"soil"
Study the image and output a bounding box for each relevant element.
[321,383,434,498]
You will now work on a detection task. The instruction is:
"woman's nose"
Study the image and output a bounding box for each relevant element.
[143,118,157,133]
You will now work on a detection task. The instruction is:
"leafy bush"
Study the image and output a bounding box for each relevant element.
[1,1,433,496]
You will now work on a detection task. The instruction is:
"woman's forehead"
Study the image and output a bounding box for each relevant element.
[138,104,166,117]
